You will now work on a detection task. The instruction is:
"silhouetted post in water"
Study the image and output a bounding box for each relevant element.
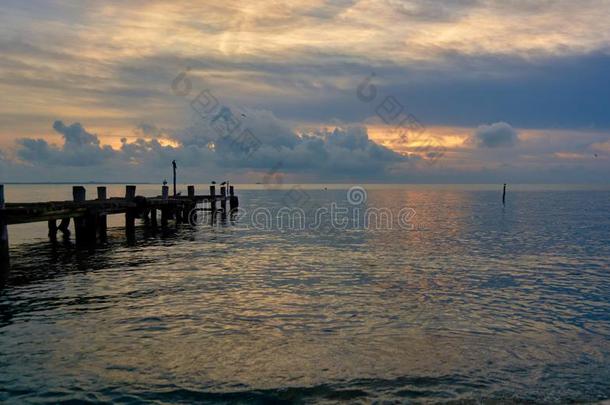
[185,185,195,223]
[1,185,9,274]
[220,185,227,212]
[161,185,169,228]
[229,185,239,212]
[48,219,57,241]
[72,186,86,245]
[97,186,108,242]
[172,160,177,197]
[125,185,136,238]
[150,208,158,228]
[210,184,217,213]
[58,218,70,238]
[502,183,507,206]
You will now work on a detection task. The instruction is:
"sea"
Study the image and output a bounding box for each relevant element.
[1,184,609,403]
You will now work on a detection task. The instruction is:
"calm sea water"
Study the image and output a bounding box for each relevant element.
[1,184,609,403]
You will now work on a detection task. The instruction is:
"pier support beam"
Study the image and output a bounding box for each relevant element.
[220,186,227,212]
[72,186,87,246]
[125,185,136,239]
[150,208,158,228]
[97,187,108,242]
[210,185,217,214]
[58,218,71,238]
[183,185,195,224]
[229,185,239,212]
[48,220,57,241]
[161,185,169,228]
[1,185,9,275]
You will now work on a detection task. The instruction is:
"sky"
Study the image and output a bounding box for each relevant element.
[1,0,609,183]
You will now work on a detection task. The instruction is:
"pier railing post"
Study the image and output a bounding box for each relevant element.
[97,186,108,242]
[1,185,9,275]
[72,186,86,246]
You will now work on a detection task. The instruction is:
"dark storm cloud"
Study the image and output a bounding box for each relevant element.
[472,122,519,148]
[14,115,407,180]
[261,52,610,130]
[17,121,116,166]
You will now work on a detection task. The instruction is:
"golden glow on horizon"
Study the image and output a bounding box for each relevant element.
[1,0,610,176]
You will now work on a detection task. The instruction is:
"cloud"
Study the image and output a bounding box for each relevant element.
[12,113,407,181]
[17,121,116,166]
[472,122,519,148]
[135,123,165,138]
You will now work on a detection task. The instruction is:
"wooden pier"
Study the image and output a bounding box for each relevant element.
[0,184,239,274]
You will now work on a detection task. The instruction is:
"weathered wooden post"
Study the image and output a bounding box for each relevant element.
[72,186,86,245]
[172,160,177,197]
[210,184,217,213]
[502,183,507,206]
[48,219,58,241]
[220,185,227,212]
[1,185,9,274]
[97,186,108,241]
[229,185,239,212]
[125,185,136,238]
[161,185,169,228]
[57,218,70,238]
[150,208,158,228]
[185,185,195,223]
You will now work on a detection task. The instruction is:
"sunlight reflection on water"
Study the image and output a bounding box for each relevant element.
[1,185,609,403]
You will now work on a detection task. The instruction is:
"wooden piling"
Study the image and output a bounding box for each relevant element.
[72,186,86,245]
[48,220,57,241]
[220,186,227,212]
[125,185,136,237]
[172,160,177,197]
[58,218,71,238]
[229,185,239,212]
[210,185,217,213]
[184,185,195,223]
[150,208,158,228]
[161,185,169,228]
[502,183,507,206]
[97,186,108,241]
[1,185,9,274]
